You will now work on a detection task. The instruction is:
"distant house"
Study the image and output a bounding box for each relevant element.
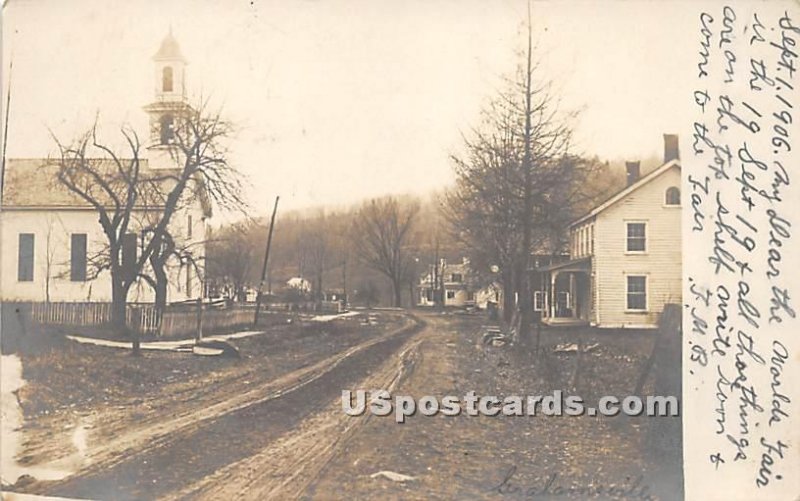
[0,33,210,305]
[536,135,682,328]
[474,282,502,310]
[286,277,312,293]
[418,257,478,308]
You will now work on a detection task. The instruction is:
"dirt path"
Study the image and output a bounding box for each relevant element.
[307,313,679,500]
[168,332,425,500]
[23,315,424,500]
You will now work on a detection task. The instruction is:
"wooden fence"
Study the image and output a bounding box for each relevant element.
[29,302,255,338]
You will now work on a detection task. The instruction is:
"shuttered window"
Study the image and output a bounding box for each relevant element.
[18,234,34,282]
[122,233,137,275]
[186,266,193,296]
[70,234,88,281]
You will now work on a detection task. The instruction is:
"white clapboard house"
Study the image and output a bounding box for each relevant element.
[535,135,682,328]
[0,32,210,305]
[417,257,479,308]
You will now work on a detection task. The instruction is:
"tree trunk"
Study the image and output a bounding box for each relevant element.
[111,276,139,356]
[518,12,535,348]
[154,266,168,312]
[111,279,128,332]
[392,279,403,308]
[502,269,515,322]
[316,272,323,311]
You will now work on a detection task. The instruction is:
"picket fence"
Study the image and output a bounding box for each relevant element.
[30,302,255,338]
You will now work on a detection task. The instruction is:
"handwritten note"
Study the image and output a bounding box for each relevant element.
[686,2,799,499]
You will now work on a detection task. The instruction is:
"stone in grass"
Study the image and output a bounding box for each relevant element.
[193,340,241,358]
[370,470,416,482]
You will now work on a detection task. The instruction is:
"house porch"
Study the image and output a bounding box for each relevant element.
[536,257,592,327]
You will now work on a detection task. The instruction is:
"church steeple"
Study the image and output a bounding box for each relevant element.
[144,30,191,167]
[152,28,187,101]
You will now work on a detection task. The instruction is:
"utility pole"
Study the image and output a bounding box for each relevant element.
[433,238,439,307]
[254,196,280,326]
[1,57,13,207]
[341,258,347,309]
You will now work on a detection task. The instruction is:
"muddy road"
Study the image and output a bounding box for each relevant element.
[26,313,427,500]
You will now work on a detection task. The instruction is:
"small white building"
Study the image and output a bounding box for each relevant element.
[286,277,312,293]
[0,33,210,305]
[537,135,682,328]
[417,257,478,308]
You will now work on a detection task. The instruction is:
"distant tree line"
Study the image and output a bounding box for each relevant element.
[206,193,468,309]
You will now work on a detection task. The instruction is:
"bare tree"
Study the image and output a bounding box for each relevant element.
[54,124,147,344]
[206,221,257,303]
[445,10,585,344]
[444,103,525,321]
[304,213,329,306]
[352,197,420,307]
[53,101,245,352]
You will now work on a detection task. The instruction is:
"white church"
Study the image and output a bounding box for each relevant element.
[0,32,210,305]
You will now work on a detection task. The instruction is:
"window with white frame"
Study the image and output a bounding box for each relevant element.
[665,186,680,205]
[626,275,647,310]
[585,228,589,255]
[626,222,646,252]
[533,291,544,311]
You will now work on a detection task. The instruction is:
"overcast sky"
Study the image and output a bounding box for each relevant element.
[3,0,711,215]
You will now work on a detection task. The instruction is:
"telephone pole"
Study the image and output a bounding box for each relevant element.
[1,58,13,207]
[254,196,280,326]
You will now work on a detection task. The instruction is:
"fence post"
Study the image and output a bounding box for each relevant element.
[196,298,203,341]
[131,307,142,356]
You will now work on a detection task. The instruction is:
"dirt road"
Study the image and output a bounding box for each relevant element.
[20,313,427,500]
[11,311,679,500]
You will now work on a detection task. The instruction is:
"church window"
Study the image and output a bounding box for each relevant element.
[162,66,174,92]
[160,114,174,145]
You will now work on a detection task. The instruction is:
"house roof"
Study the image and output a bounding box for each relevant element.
[535,256,591,273]
[2,158,155,209]
[1,158,210,217]
[570,159,681,227]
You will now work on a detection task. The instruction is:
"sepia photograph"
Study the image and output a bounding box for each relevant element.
[0,1,797,500]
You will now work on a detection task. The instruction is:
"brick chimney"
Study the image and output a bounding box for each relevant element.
[663,134,680,163]
[625,161,641,186]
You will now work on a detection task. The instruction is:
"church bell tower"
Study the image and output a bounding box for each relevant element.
[143,29,191,169]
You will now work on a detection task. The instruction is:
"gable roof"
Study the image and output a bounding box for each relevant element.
[1,158,210,218]
[2,158,150,208]
[570,159,681,228]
